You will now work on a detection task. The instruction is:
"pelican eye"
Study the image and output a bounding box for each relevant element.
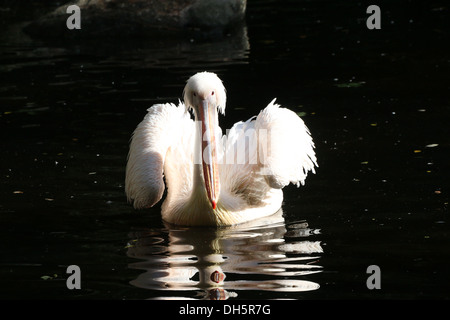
[211,91,215,95]
[193,92,197,97]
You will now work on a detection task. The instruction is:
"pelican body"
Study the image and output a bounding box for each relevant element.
[125,72,317,226]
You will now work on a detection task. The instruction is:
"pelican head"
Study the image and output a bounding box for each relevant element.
[183,72,226,210]
[183,72,226,115]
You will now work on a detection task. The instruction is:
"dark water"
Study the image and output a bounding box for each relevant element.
[0,1,449,300]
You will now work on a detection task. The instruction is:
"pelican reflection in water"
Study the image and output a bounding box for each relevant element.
[127,211,323,300]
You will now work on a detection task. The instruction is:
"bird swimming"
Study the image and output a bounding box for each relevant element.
[125,72,317,226]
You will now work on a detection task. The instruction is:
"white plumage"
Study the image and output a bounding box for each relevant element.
[125,72,317,226]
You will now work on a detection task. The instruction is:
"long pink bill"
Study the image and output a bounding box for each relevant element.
[198,99,220,210]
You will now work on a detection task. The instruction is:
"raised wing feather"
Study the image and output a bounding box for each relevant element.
[255,99,317,188]
[220,99,317,205]
[125,102,191,209]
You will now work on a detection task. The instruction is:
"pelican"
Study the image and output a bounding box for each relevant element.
[125,72,317,226]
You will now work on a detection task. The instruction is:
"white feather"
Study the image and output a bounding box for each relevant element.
[254,99,317,188]
[125,102,193,209]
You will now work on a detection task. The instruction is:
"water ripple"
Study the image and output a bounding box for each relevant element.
[127,210,323,300]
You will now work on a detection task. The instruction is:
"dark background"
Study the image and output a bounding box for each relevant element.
[0,0,449,300]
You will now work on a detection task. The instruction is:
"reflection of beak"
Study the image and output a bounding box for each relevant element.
[198,99,220,209]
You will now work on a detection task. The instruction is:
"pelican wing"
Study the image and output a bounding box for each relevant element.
[220,99,316,206]
[125,102,192,209]
[254,99,317,189]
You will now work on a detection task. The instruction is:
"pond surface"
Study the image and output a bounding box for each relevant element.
[0,1,449,300]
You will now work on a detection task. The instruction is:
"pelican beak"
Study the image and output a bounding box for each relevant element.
[198,99,220,210]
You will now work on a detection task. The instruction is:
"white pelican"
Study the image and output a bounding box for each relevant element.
[125,72,317,226]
